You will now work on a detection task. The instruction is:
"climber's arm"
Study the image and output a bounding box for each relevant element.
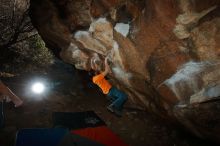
[101,57,111,77]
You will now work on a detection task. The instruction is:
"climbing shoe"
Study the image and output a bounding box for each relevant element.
[107,104,114,113]
[107,104,122,117]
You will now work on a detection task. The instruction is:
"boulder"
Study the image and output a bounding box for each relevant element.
[30,0,220,143]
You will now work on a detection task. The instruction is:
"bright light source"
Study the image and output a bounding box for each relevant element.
[32,82,45,94]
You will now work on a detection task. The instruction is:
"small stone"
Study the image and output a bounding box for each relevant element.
[131,132,138,139]
[120,127,127,131]
[106,121,111,126]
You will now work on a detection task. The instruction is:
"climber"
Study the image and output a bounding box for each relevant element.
[0,80,23,108]
[91,57,128,117]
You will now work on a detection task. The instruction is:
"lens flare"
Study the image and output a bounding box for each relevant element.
[32,82,45,94]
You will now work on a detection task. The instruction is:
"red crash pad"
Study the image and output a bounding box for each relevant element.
[71,126,129,146]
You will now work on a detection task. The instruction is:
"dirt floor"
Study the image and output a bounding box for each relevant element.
[0,61,219,146]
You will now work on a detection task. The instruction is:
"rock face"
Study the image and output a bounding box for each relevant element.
[29,0,220,142]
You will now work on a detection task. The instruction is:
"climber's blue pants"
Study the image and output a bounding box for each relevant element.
[107,87,128,110]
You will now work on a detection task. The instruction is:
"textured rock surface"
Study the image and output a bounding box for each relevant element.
[30,0,220,143]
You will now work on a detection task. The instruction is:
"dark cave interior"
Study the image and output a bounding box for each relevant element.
[0,0,220,146]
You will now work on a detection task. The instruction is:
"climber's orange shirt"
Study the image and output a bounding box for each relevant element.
[92,73,112,94]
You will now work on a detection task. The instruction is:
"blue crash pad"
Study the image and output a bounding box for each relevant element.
[15,128,68,146]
